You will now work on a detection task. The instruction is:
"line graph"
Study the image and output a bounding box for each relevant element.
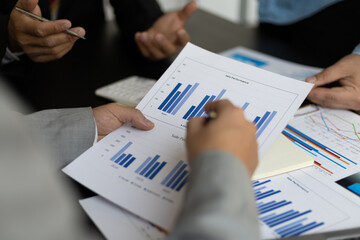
[308,112,360,142]
[287,108,360,179]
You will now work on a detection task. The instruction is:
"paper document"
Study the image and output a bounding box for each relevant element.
[63,43,312,230]
[257,106,360,239]
[221,46,322,80]
[80,196,166,240]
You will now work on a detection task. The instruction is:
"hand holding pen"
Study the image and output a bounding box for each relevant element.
[186,100,259,175]
[8,0,86,62]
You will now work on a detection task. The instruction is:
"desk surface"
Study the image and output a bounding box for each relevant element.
[2,9,329,111]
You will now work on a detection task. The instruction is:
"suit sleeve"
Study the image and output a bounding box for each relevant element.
[24,107,96,168]
[109,0,163,39]
[169,150,261,240]
[0,0,17,59]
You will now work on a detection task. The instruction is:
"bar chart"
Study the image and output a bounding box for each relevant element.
[254,179,325,238]
[135,155,167,180]
[110,141,137,168]
[158,82,199,115]
[161,160,189,192]
[183,89,226,120]
[253,110,278,138]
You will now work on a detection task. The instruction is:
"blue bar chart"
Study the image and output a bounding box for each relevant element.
[158,82,199,115]
[135,155,167,180]
[183,89,226,120]
[254,111,278,138]
[161,160,189,192]
[253,179,324,238]
[110,142,136,168]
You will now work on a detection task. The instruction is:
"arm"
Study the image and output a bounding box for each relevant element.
[170,100,260,239]
[24,103,154,168]
[24,107,96,167]
[169,151,260,240]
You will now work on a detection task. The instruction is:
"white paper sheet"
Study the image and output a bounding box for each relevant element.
[258,106,360,239]
[80,196,166,240]
[63,43,313,230]
[221,46,322,80]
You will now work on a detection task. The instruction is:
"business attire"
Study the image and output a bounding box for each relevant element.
[0,76,260,239]
[258,0,360,66]
[169,151,260,240]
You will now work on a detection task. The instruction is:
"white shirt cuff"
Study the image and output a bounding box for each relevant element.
[1,47,24,65]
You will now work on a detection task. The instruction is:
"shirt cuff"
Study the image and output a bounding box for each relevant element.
[93,117,98,145]
[1,47,24,65]
[352,43,360,55]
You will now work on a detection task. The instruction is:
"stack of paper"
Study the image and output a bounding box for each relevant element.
[64,43,313,237]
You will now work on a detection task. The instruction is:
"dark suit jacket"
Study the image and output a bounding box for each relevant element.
[0,0,163,59]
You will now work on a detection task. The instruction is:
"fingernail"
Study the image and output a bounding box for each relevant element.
[141,34,149,42]
[155,35,163,43]
[62,21,71,30]
[307,76,317,84]
[178,29,186,36]
[143,118,154,128]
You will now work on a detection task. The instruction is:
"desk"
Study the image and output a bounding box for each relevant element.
[1,9,331,112]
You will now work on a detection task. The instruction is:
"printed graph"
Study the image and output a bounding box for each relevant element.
[286,109,360,178]
[182,89,226,120]
[110,141,136,168]
[135,155,167,180]
[158,82,199,115]
[254,179,325,238]
[161,160,189,192]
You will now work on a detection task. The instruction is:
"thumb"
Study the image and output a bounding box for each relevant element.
[306,62,349,87]
[16,0,39,12]
[177,1,197,22]
[116,107,154,130]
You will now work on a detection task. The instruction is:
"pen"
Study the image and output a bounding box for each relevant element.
[15,7,86,40]
[205,111,217,122]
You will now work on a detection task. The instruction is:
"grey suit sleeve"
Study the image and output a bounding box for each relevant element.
[24,107,96,168]
[169,150,260,240]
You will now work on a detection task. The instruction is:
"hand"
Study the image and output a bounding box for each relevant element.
[8,0,85,62]
[93,103,154,141]
[306,54,360,110]
[134,1,197,61]
[186,100,258,175]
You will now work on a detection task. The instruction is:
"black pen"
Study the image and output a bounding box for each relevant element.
[15,6,86,40]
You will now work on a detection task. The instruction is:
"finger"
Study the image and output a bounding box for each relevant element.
[307,87,359,109]
[204,99,235,116]
[138,32,166,60]
[29,42,73,62]
[187,117,206,136]
[176,29,190,46]
[16,0,38,12]
[135,32,151,58]
[31,19,72,37]
[305,62,349,87]
[154,34,177,56]
[177,1,197,22]
[25,40,73,57]
[114,107,154,130]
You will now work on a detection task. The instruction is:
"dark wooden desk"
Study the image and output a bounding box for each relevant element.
[1,9,330,112]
